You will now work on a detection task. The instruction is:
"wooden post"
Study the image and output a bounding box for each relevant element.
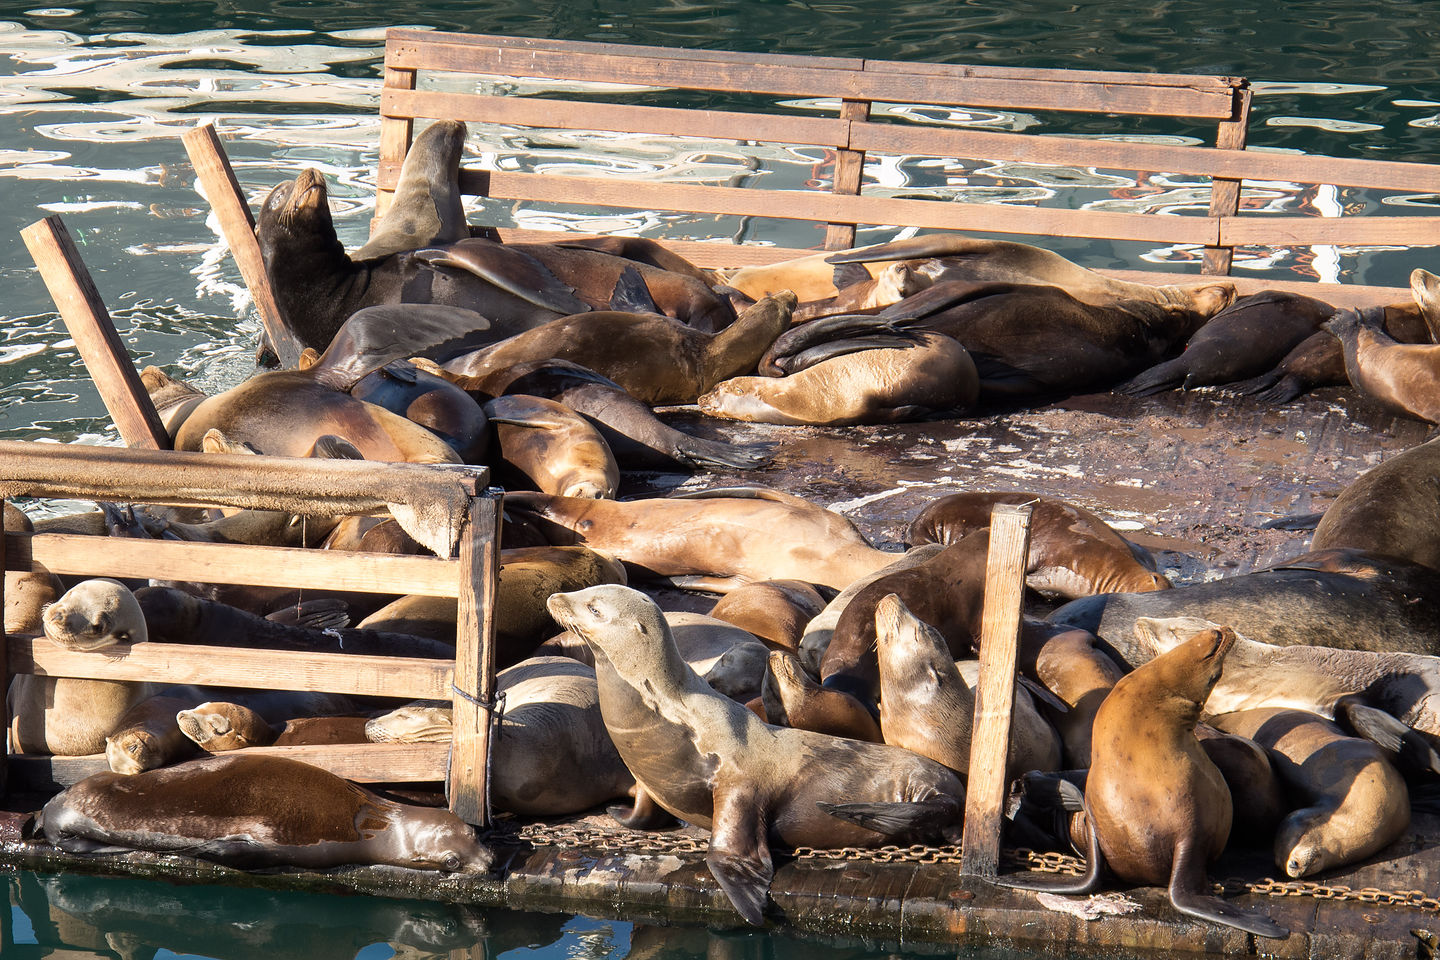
[0,501,8,799]
[375,62,419,226]
[960,502,1034,879]
[823,98,871,251]
[1202,86,1251,276]
[20,216,170,450]
[182,122,302,369]
[448,489,503,826]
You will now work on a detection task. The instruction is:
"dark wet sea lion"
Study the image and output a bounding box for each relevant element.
[907,491,1170,597]
[452,357,774,470]
[1000,625,1287,939]
[354,119,468,261]
[698,332,978,425]
[545,235,718,286]
[1211,707,1409,879]
[349,359,490,463]
[1116,290,1334,396]
[708,579,830,652]
[1328,306,1440,422]
[258,167,588,352]
[1310,438,1440,572]
[504,488,898,594]
[484,393,619,499]
[547,584,966,925]
[35,753,493,873]
[442,292,797,405]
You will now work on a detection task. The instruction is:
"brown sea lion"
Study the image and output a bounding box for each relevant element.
[760,649,882,743]
[908,491,1170,597]
[176,702,375,750]
[320,515,424,555]
[698,332,978,425]
[1328,306,1440,422]
[365,700,452,743]
[483,394,619,499]
[354,119,469,261]
[547,584,967,926]
[140,366,208,438]
[1191,724,1289,845]
[350,359,490,463]
[441,292,797,405]
[35,753,493,873]
[1000,624,1287,939]
[876,593,1060,780]
[105,696,204,775]
[504,487,898,594]
[1211,707,1410,879]
[1028,627,1125,769]
[708,579,830,652]
[1310,438,1440,572]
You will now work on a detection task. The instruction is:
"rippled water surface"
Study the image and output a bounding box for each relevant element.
[1,2,1438,956]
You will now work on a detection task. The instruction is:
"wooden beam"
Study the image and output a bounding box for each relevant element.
[448,491,503,827]
[182,123,302,369]
[0,506,8,799]
[376,66,418,225]
[19,216,170,450]
[1202,88,1251,275]
[823,98,870,251]
[961,502,1034,880]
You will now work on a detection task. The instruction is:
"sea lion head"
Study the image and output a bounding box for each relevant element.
[176,702,271,751]
[385,804,494,875]
[365,701,453,743]
[873,592,956,711]
[258,168,340,256]
[1276,807,1333,878]
[1134,620,1237,710]
[42,578,146,651]
[105,729,166,775]
[546,584,666,671]
[700,640,769,702]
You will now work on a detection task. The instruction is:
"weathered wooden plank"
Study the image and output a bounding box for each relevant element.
[181,124,301,370]
[1220,215,1440,246]
[7,532,463,598]
[19,217,170,451]
[860,56,1242,92]
[1095,269,1407,308]
[375,65,418,223]
[0,509,8,799]
[961,503,1034,879]
[8,635,453,700]
[1201,87,1251,275]
[466,171,1222,244]
[491,229,814,268]
[824,98,870,251]
[448,493,503,827]
[380,89,851,149]
[846,70,1236,119]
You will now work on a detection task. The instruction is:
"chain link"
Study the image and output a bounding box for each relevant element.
[497,824,1440,913]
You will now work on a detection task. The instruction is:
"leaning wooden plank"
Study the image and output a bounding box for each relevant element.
[449,493,503,827]
[9,636,453,700]
[380,89,852,149]
[472,172,1222,245]
[181,123,302,369]
[19,216,170,451]
[9,533,463,598]
[960,502,1034,880]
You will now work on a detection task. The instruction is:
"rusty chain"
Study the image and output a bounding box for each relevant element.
[500,823,1439,913]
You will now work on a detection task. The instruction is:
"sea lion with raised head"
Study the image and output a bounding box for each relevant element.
[1000,624,1287,939]
[1327,306,1440,422]
[547,584,966,926]
[760,649,882,743]
[34,753,493,874]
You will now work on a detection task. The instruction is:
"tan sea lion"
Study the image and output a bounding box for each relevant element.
[717,250,885,302]
[1191,724,1289,847]
[707,579,829,652]
[1327,306,1440,422]
[365,700,452,743]
[353,119,469,261]
[1029,628,1125,768]
[1310,437,1440,572]
[441,292,797,405]
[176,702,374,750]
[544,611,767,684]
[760,649,882,743]
[483,394,619,499]
[140,366,208,438]
[1211,707,1410,878]
[791,260,930,322]
[1000,624,1287,939]
[697,332,978,425]
[503,487,898,594]
[35,753,493,874]
[547,584,967,926]
[908,491,1170,597]
[105,696,204,775]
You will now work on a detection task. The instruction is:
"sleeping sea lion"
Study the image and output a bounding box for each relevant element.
[350,359,490,463]
[1310,438,1440,572]
[483,394,619,499]
[708,579,830,652]
[176,702,375,750]
[760,649,882,743]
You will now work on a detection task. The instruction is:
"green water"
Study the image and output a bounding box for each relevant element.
[1,1,1437,956]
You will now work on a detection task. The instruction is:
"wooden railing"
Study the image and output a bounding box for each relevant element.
[376,29,1440,308]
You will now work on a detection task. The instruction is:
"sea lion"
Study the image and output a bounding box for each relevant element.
[140,366,208,438]
[350,359,490,463]
[697,332,978,425]
[760,649,882,743]
[1310,439,1440,571]
[357,544,628,664]
[547,584,967,925]
[907,491,1170,597]
[320,515,424,555]
[708,579,830,652]
[1000,624,1287,939]
[503,487,899,594]
[34,753,493,874]
[790,260,931,323]
[717,250,886,302]
[354,119,469,261]
[441,292,797,405]
[452,357,774,470]
[257,167,589,353]
[1327,306,1440,422]
[1192,725,1288,845]
[176,702,375,750]
[483,394,619,499]
[365,700,452,743]
[1211,707,1410,879]
[876,593,1061,780]
[544,611,768,684]
[1115,291,1335,396]
[105,696,204,774]
[1028,627,1125,769]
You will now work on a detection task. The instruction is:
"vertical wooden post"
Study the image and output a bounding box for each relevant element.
[448,488,503,826]
[960,502,1034,879]
[1202,86,1251,276]
[20,216,170,450]
[181,122,302,369]
[375,63,419,226]
[823,98,871,251]
[0,502,8,800]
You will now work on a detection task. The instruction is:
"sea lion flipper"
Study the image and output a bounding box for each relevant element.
[997,805,1106,894]
[608,265,661,314]
[815,797,962,838]
[671,438,777,471]
[707,781,774,926]
[830,261,873,290]
[1168,840,1288,939]
[824,235,988,265]
[413,240,593,316]
[607,784,677,830]
[310,304,495,391]
[1338,698,1440,775]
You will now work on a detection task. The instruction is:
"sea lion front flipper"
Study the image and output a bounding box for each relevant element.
[310,304,495,391]
[815,796,962,839]
[413,239,593,316]
[1337,698,1440,776]
[1167,838,1288,939]
[706,781,774,927]
[607,784,677,830]
[996,805,1107,894]
[831,261,874,290]
[608,265,662,315]
[670,438,777,471]
[266,598,351,632]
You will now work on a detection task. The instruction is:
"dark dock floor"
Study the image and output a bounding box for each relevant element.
[4,382,1438,958]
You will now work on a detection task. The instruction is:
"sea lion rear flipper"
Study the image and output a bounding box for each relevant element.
[1338,698,1440,776]
[1259,512,1325,532]
[815,796,962,838]
[996,805,1106,894]
[671,438,777,471]
[707,782,774,926]
[1168,839,1288,939]
[266,598,351,632]
[413,240,592,316]
[310,304,496,391]
[608,265,662,314]
[1113,357,1186,398]
[607,784,677,831]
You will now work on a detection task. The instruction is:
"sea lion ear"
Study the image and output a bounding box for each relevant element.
[205,715,232,736]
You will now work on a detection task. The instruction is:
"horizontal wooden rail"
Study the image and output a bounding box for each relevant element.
[7,532,462,597]
[10,635,453,700]
[10,742,450,789]
[1221,215,1440,247]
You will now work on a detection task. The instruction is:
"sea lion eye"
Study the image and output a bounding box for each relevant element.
[442,854,461,871]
